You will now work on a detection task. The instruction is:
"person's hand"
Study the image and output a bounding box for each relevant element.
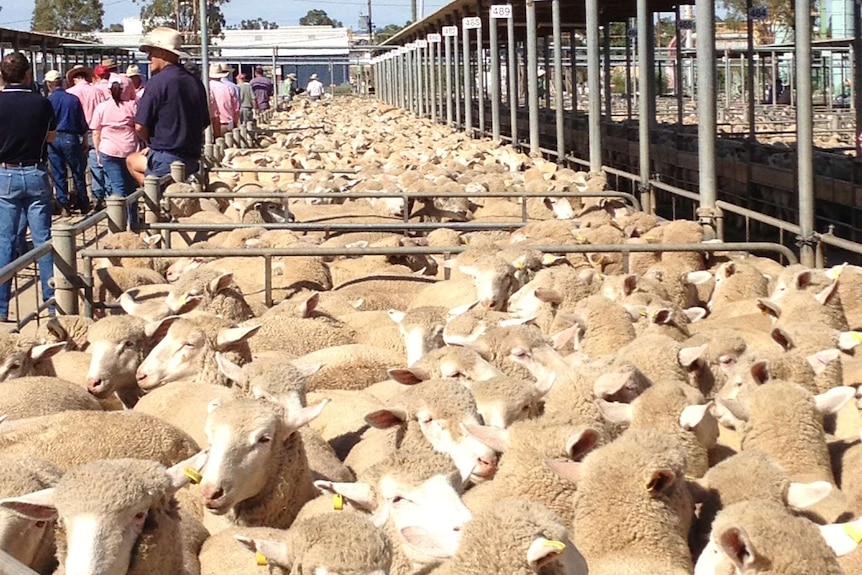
[96,153,102,167]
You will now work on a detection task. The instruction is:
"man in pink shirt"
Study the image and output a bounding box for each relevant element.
[208,63,239,135]
[66,65,104,126]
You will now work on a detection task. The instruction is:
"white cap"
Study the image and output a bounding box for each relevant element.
[44,70,61,82]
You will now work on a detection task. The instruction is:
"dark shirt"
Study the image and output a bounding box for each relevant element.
[135,63,211,158]
[47,88,88,135]
[0,86,57,164]
[249,76,274,109]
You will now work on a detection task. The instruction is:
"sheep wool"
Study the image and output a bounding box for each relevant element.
[0,376,102,420]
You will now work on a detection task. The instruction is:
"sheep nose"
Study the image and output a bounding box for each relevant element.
[86,379,103,394]
[135,370,147,383]
[481,299,497,310]
[202,485,224,504]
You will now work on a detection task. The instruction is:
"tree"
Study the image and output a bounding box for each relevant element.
[231,18,279,30]
[374,22,409,43]
[299,9,342,27]
[133,0,228,41]
[719,0,816,44]
[102,22,124,32]
[31,0,103,33]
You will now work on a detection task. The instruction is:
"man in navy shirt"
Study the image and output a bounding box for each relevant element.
[128,27,211,185]
[0,52,56,322]
[250,66,274,111]
[45,69,91,215]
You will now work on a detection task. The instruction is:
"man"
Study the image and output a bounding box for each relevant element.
[101,58,135,100]
[129,26,211,185]
[306,73,325,101]
[249,66,274,111]
[0,52,56,322]
[221,65,240,101]
[281,72,297,107]
[236,73,255,125]
[45,69,91,215]
[126,65,145,99]
[66,64,109,212]
[208,63,240,136]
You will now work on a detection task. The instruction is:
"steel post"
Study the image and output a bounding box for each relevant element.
[417,45,425,117]
[51,223,78,315]
[675,6,684,125]
[490,13,502,140]
[105,196,127,233]
[637,0,652,213]
[455,26,462,127]
[446,35,454,125]
[526,0,540,154]
[602,22,611,120]
[795,0,815,265]
[463,23,473,135]
[430,40,438,122]
[625,21,633,119]
[478,40,486,137]
[553,0,565,159]
[143,175,162,225]
[696,0,718,237]
[586,0,601,171]
[855,1,861,160]
[170,161,186,184]
[200,0,212,148]
[507,14,518,145]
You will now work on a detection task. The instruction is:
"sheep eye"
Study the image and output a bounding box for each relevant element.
[124,340,135,348]
[9,363,19,369]
[391,496,404,504]
[183,342,195,348]
[34,520,47,528]
[257,435,272,444]
[133,511,147,522]
[511,348,528,358]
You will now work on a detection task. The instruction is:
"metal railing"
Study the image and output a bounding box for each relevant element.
[0,549,39,575]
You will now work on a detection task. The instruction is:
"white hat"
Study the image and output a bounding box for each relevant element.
[310,73,318,80]
[537,68,546,77]
[126,65,142,77]
[209,63,229,78]
[139,26,189,59]
[44,70,61,82]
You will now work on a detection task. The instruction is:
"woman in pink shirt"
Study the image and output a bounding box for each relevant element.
[91,81,139,222]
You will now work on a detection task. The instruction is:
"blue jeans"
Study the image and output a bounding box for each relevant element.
[101,154,138,225]
[0,165,54,318]
[48,132,89,210]
[88,148,111,200]
[145,149,198,180]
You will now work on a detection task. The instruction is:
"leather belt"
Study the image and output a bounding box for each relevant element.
[0,161,42,168]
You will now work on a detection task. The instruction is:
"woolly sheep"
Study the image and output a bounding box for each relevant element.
[388,306,448,366]
[163,268,256,322]
[0,454,62,574]
[93,266,166,304]
[292,344,404,392]
[199,526,291,575]
[34,315,93,351]
[0,453,208,575]
[426,499,587,575]
[243,312,356,357]
[85,315,153,408]
[549,429,695,575]
[0,376,102,420]
[233,512,392,575]
[567,294,637,358]
[707,260,770,313]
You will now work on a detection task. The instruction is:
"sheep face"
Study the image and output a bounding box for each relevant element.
[0,506,54,572]
[165,256,205,283]
[459,257,516,311]
[85,318,149,400]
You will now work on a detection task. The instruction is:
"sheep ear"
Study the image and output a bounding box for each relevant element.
[578,268,597,285]
[645,469,676,495]
[795,270,813,289]
[145,315,181,340]
[772,327,792,350]
[651,308,674,326]
[838,331,862,351]
[387,368,427,385]
[622,274,638,295]
[215,352,246,385]
[526,538,568,568]
[365,408,408,429]
[44,317,68,341]
[448,301,478,318]
[785,480,833,510]
[292,362,323,378]
[683,307,707,323]
[723,262,737,277]
[551,324,579,351]
[717,398,750,422]
[819,518,862,557]
[400,526,458,560]
[750,361,772,385]
[624,305,647,322]
[679,402,713,431]
[28,342,66,362]
[593,369,648,402]
[208,273,235,295]
[757,298,781,319]
[462,424,510,453]
[685,271,712,285]
[679,344,708,368]
[314,480,376,510]
[813,387,855,416]
[284,400,328,433]
[165,450,208,492]
[566,428,600,461]
[215,325,260,350]
[297,292,319,317]
[173,294,203,315]
[234,536,291,567]
[596,399,634,424]
[814,281,839,305]
[543,459,582,484]
[388,309,406,324]
[718,526,758,568]
[534,288,563,305]
[806,349,841,375]
[499,316,534,328]
[0,488,58,521]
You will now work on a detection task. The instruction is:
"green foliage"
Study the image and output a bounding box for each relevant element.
[102,22,124,32]
[333,82,354,95]
[233,18,278,30]
[375,22,407,43]
[719,0,816,43]
[133,0,228,41]
[299,9,342,27]
[31,0,103,33]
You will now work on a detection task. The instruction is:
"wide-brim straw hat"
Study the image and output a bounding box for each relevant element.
[101,58,118,69]
[44,70,61,83]
[287,73,297,79]
[139,26,189,59]
[209,63,229,78]
[125,65,142,78]
[66,64,93,84]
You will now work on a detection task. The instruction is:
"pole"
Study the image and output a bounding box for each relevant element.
[446,34,454,125]
[586,0,601,171]
[455,24,462,127]
[637,0,652,212]
[552,0,564,160]
[463,22,473,135]
[200,0,211,147]
[526,0,540,154]
[696,0,718,237]
[490,12,501,140]
[430,40,438,123]
[507,12,518,145]
[795,0,815,265]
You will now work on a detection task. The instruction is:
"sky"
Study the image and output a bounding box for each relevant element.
[0,0,443,32]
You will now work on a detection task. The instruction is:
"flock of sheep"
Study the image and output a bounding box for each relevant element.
[1,97,861,575]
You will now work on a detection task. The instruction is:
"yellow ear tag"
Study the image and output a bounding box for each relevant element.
[544,540,566,552]
[255,552,268,566]
[515,260,526,271]
[638,309,647,317]
[183,468,202,485]
[333,493,344,510]
[827,266,844,280]
[844,523,862,544]
[541,254,558,265]
[853,333,862,344]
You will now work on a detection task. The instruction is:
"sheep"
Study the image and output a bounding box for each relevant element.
[567,294,637,358]
[0,334,65,382]
[0,453,208,575]
[85,315,154,408]
[695,500,843,575]
[0,454,62,574]
[462,419,603,527]
[215,354,317,413]
[135,315,259,391]
[197,398,327,530]
[388,306,448,366]
[465,374,548,428]
[95,231,166,271]
[292,344,404,392]
[0,376,102,420]
[0,410,200,471]
[760,270,847,331]
[441,304,516,346]
[548,429,695,575]
[425,499,587,575]
[233,512,392,575]
[163,268,256,322]
[706,260,770,312]
[243,312,356,357]
[93,266,167,304]
[198,526,291,575]
[614,333,709,392]
[34,315,93,351]
[718,380,855,522]
[597,380,719,477]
